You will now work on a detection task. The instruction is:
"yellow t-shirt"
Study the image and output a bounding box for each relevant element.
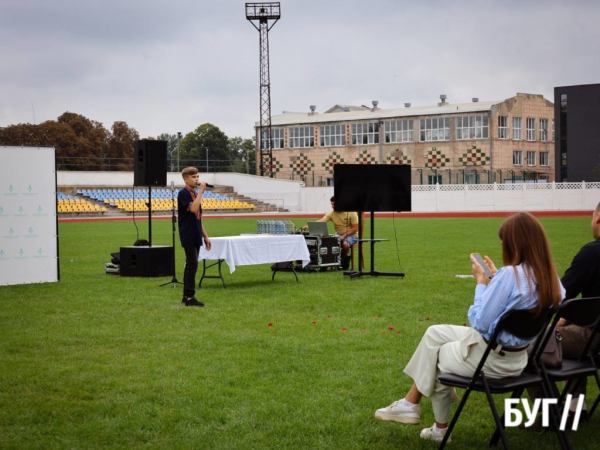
[322,211,358,237]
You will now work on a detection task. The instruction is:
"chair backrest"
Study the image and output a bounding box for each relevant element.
[532,297,600,363]
[473,307,554,378]
[556,296,600,328]
[496,307,555,342]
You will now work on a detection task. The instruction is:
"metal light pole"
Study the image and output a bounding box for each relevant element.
[246,2,281,178]
[177,132,181,172]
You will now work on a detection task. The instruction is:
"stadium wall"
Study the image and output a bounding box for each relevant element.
[57,172,599,213]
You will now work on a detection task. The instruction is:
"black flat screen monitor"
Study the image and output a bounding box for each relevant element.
[333,164,411,212]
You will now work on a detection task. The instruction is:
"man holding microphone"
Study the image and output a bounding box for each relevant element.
[178,167,212,307]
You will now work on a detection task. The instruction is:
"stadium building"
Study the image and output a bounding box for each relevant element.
[256,93,555,186]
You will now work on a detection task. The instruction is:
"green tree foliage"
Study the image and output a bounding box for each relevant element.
[180,123,230,172]
[108,121,140,170]
[228,136,256,174]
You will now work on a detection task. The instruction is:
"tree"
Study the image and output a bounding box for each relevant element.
[228,136,256,174]
[108,121,140,171]
[179,123,230,172]
[156,133,180,171]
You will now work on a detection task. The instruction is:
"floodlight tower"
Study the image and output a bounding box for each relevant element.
[246,2,280,177]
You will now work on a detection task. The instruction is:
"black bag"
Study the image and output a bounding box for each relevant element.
[528,327,563,368]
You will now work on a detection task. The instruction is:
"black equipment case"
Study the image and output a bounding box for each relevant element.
[304,235,341,269]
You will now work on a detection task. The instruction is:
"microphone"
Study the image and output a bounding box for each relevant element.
[197,182,214,188]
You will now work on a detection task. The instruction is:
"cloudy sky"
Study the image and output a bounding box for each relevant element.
[1,0,599,139]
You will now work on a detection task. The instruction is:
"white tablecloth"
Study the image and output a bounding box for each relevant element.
[198,235,311,273]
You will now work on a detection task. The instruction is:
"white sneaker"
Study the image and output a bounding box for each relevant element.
[374,399,420,424]
[420,425,451,443]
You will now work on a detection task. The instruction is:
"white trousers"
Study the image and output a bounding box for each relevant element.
[403,325,528,423]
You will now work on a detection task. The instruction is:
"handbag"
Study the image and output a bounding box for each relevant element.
[528,327,563,368]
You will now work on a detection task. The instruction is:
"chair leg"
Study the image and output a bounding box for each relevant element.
[438,388,472,450]
[589,372,600,418]
[489,388,524,447]
[480,375,509,450]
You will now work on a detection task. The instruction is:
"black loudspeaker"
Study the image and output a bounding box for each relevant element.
[119,246,174,277]
[134,140,168,186]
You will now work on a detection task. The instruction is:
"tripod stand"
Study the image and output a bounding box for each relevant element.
[159,181,183,288]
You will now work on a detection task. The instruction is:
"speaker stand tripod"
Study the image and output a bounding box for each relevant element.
[159,182,183,288]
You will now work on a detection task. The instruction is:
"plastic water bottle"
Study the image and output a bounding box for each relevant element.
[257,220,261,234]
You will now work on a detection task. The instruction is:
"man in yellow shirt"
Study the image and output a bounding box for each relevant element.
[315,196,359,270]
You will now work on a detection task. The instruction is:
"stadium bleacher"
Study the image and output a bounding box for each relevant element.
[57,188,255,215]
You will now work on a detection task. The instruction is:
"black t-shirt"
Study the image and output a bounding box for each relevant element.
[561,237,600,300]
[177,188,203,248]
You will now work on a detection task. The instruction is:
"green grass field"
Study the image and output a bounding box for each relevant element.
[0,215,596,449]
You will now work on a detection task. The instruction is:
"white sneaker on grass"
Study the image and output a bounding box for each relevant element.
[420,425,451,443]
[374,399,420,424]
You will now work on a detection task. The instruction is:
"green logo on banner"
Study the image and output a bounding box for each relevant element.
[19,248,25,257]
[8,185,14,193]
[0,249,4,258]
[9,227,14,235]
[28,185,33,193]
[38,247,43,256]
[0,206,4,215]
[28,227,34,235]
[37,206,42,214]
[18,206,24,214]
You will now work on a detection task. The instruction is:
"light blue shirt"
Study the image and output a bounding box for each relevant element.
[468,264,565,347]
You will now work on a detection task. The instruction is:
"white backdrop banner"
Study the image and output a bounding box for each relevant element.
[0,146,59,286]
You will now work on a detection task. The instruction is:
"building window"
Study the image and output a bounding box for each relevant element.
[465,172,479,184]
[552,119,555,142]
[526,151,536,166]
[289,126,314,148]
[455,115,488,140]
[540,152,549,166]
[427,174,442,185]
[320,124,346,147]
[513,150,522,166]
[351,122,379,145]
[385,119,413,143]
[420,117,450,141]
[539,118,549,142]
[526,118,536,141]
[513,117,522,140]
[498,116,508,139]
[261,128,284,150]
[327,177,334,186]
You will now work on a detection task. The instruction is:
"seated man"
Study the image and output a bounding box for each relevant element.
[308,196,359,270]
[525,201,600,428]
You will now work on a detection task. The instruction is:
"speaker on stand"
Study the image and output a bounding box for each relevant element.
[133,140,168,247]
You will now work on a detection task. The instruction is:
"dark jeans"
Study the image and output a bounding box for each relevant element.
[183,244,201,298]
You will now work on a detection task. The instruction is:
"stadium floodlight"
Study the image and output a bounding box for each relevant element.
[246,2,281,177]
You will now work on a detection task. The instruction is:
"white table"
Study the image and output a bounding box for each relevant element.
[198,234,311,287]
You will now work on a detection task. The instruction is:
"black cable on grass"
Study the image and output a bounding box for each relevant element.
[392,211,405,273]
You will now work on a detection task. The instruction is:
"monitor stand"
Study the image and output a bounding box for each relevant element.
[343,211,405,279]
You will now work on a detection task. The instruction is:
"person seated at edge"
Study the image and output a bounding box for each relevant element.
[178,167,212,307]
[523,200,600,428]
[304,196,358,270]
[374,212,565,443]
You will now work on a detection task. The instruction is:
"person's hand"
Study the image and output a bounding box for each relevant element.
[198,181,208,190]
[484,255,498,275]
[470,254,488,284]
[204,237,212,251]
[556,318,567,328]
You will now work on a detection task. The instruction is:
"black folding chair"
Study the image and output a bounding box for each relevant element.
[536,297,600,428]
[437,307,564,450]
